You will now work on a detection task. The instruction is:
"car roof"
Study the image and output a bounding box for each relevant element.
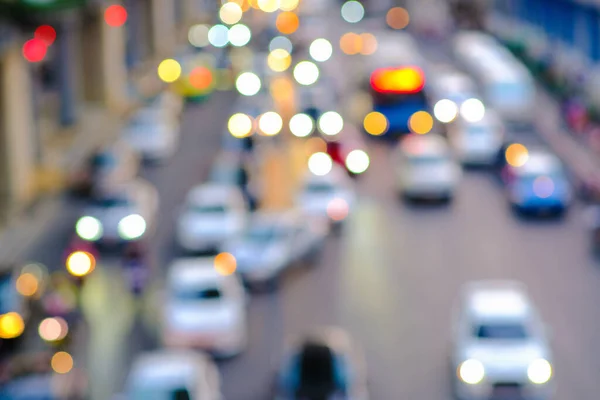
[129,351,208,387]
[168,257,224,286]
[462,281,531,320]
[400,134,450,157]
[516,152,563,175]
[187,184,241,205]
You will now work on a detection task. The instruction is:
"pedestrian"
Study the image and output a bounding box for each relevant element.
[122,241,149,297]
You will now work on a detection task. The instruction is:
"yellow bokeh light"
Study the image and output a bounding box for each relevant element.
[359,33,377,55]
[270,76,295,102]
[386,7,410,30]
[340,32,361,55]
[0,312,25,339]
[276,11,299,35]
[408,111,434,134]
[505,143,529,167]
[363,111,388,135]
[214,252,237,276]
[157,59,182,83]
[279,0,299,11]
[258,0,280,12]
[65,251,96,277]
[247,0,260,9]
[51,352,74,374]
[267,49,292,72]
[228,113,254,138]
[16,272,39,297]
[219,2,243,25]
[258,111,283,136]
[39,317,68,342]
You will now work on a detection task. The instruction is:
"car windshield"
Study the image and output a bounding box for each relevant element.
[306,182,334,193]
[517,172,565,185]
[0,273,16,315]
[408,155,448,166]
[131,387,192,400]
[474,323,528,339]
[91,153,117,169]
[246,225,285,242]
[466,125,490,135]
[192,204,227,214]
[93,196,130,208]
[175,286,222,301]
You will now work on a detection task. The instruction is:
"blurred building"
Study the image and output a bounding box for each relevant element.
[0,0,204,224]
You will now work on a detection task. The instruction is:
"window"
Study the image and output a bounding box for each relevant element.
[474,323,528,339]
[175,286,222,301]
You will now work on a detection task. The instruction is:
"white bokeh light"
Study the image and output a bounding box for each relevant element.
[341,1,365,23]
[259,111,283,136]
[434,99,459,123]
[460,98,486,122]
[269,36,294,53]
[318,111,344,136]
[309,38,333,62]
[219,2,243,25]
[293,61,320,86]
[188,24,210,47]
[118,214,147,240]
[289,113,314,137]
[208,24,229,48]
[345,149,370,174]
[308,152,333,176]
[228,24,252,47]
[75,216,102,241]
[235,72,261,96]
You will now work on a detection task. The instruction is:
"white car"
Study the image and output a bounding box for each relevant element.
[395,134,462,201]
[123,108,180,162]
[296,166,355,225]
[176,184,248,253]
[124,350,222,400]
[451,281,554,400]
[428,70,479,123]
[448,111,505,165]
[221,211,329,290]
[75,179,159,246]
[162,257,248,357]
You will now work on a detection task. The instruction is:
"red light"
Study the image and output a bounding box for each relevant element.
[35,25,56,46]
[22,39,47,63]
[104,5,128,27]
[189,67,213,89]
[370,66,425,94]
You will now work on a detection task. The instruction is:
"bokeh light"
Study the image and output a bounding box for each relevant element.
[267,49,292,72]
[279,0,299,11]
[39,317,68,342]
[104,5,127,27]
[505,143,529,167]
[208,24,230,47]
[345,149,370,174]
[318,111,344,136]
[188,24,210,47]
[460,98,485,122]
[189,67,213,89]
[219,2,243,25]
[363,111,388,136]
[65,251,96,277]
[259,112,284,136]
[359,33,377,55]
[258,0,280,12]
[235,72,261,96]
[308,152,333,176]
[0,312,24,339]
[16,272,39,297]
[22,39,47,63]
[386,7,410,29]
[309,38,333,62]
[527,359,553,384]
[35,25,56,46]
[459,359,485,385]
[341,1,365,23]
[269,36,293,53]
[214,252,237,276]
[228,24,252,46]
[340,32,361,55]
[434,99,459,123]
[270,76,295,102]
[409,111,434,134]
[327,198,349,221]
[51,352,73,374]
[290,113,314,137]
[75,216,102,241]
[118,214,146,240]
[293,61,319,86]
[276,11,300,35]
[533,176,555,198]
[228,113,254,138]
[157,59,182,83]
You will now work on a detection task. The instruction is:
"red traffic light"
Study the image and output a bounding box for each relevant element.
[22,39,47,63]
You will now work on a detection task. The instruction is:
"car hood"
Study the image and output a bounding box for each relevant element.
[165,301,238,332]
[83,206,137,228]
[463,342,550,375]
[179,213,240,236]
[227,240,288,271]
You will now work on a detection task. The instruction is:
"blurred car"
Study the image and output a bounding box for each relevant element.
[221,211,329,290]
[162,257,247,357]
[176,184,248,253]
[448,110,505,166]
[296,166,355,226]
[451,281,553,400]
[427,69,479,124]
[503,151,572,215]
[275,327,368,400]
[394,134,462,201]
[123,108,181,163]
[124,350,222,399]
[74,179,159,248]
[68,141,140,198]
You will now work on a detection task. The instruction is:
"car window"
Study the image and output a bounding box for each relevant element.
[175,286,222,301]
[192,204,227,214]
[246,225,286,242]
[408,155,449,167]
[91,153,117,169]
[93,196,131,208]
[466,125,490,136]
[517,172,566,185]
[131,387,192,400]
[306,182,334,193]
[0,274,16,315]
[474,323,528,339]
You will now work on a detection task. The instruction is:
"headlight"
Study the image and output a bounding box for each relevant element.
[345,149,370,174]
[75,216,103,241]
[118,214,147,240]
[527,359,552,384]
[458,359,485,384]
